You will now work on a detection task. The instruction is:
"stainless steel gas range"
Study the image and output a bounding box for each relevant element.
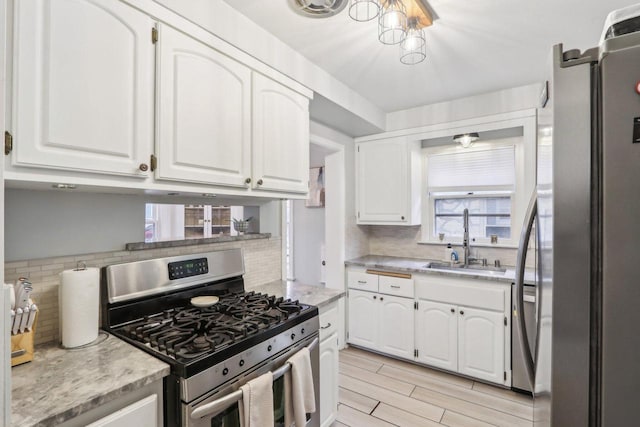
[101,248,320,427]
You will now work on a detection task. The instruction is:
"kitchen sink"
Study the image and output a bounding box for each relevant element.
[424,262,507,275]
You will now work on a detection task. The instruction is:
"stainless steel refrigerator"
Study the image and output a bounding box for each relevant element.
[513,22,640,427]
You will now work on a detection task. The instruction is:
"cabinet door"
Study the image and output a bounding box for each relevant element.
[357,138,409,223]
[87,394,157,427]
[252,73,309,193]
[458,307,505,384]
[378,295,414,359]
[415,299,458,371]
[13,0,154,177]
[156,24,251,187]
[319,333,339,427]
[347,290,378,350]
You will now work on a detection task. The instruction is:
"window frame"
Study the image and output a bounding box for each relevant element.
[421,138,526,247]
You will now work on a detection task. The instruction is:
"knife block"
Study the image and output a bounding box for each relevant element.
[11,311,37,367]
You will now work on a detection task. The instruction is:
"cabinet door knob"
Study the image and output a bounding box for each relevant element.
[460,310,465,315]
[373,296,377,299]
[245,177,251,184]
[139,163,149,172]
[450,308,455,313]
[401,216,405,220]
[380,297,384,301]
[257,179,264,186]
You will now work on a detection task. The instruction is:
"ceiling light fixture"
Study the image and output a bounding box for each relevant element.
[453,133,480,148]
[378,0,407,45]
[400,17,426,64]
[348,0,437,64]
[348,0,380,21]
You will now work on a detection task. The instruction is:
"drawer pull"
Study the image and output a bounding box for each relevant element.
[390,285,401,289]
[357,280,367,284]
[320,323,332,330]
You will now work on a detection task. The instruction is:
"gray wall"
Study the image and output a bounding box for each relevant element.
[5,189,144,261]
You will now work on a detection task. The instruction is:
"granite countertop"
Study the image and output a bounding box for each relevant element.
[345,255,537,284]
[12,334,170,427]
[250,280,345,308]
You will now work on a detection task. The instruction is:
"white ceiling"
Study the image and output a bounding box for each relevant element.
[223,0,638,112]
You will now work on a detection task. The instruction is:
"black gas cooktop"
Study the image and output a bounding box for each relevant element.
[110,291,318,377]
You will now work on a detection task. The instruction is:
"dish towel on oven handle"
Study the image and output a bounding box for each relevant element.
[239,371,274,427]
[284,347,316,427]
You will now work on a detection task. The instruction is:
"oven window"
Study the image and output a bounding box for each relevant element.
[210,375,310,427]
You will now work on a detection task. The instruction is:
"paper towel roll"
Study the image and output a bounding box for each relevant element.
[59,268,100,348]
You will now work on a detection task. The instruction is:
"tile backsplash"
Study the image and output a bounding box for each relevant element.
[5,237,282,345]
[367,225,532,267]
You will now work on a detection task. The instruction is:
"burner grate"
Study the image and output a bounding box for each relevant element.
[116,291,308,363]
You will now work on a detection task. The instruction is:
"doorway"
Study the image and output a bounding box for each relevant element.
[289,136,345,292]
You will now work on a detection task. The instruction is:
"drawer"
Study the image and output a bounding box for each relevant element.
[319,302,339,341]
[347,271,378,292]
[378,275,414,298]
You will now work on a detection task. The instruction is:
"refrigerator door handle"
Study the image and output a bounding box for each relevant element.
[515,191,537,390]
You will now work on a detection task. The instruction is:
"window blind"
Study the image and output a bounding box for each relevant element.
[427,146,515,190]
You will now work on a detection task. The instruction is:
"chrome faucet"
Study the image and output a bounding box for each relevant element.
[463,208,470,266]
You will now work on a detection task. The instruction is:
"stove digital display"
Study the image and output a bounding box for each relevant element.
[168,258,209,280]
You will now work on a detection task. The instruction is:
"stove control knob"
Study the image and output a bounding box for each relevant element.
[267,345,273,352]
[301,328,305,334]
[239,359,245,367]
[222,368,229,376]
[291,333,296,340]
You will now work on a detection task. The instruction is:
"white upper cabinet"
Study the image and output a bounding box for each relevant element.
[12,0,154,178]
[155,24,251,187]
[356,137,421,225]
[252,72,310,194]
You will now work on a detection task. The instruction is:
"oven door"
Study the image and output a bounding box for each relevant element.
[184,334,320,427]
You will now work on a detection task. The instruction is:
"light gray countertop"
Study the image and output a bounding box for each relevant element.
[11,333,170,427]
[345,255,537,284]
[249,280,345,308]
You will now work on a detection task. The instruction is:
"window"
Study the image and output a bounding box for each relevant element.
[424,143,517,244]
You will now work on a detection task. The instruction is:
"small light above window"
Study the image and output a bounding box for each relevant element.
[52,183,77,189]
[453,132,480,148]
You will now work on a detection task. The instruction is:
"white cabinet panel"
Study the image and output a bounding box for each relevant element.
[379,295,414,359]
[156,24,251,187]
[356,138,421,225]
[252,72,309,193]
[458,306,505,384]
[346,271,378,293]
[415,299,458,372]
[378,275,414,298]
[13,0,154,177]
[319,333,339,427]
[87,394,157,427]
[347,290,378,350]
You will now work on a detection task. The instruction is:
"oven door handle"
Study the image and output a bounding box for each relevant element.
[190,337,319,420]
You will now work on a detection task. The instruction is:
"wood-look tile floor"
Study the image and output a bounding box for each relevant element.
[331,347,533,427]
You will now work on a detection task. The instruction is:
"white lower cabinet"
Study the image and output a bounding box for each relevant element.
[87,394,157,427]
[457,306,505,384]
[415,299,458,372]
[378,295,414,359]
[347,268,511,386]
[319,332,339,427]
[348,290,414,359]
[347,290,378,349]
[318,300,340,427]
